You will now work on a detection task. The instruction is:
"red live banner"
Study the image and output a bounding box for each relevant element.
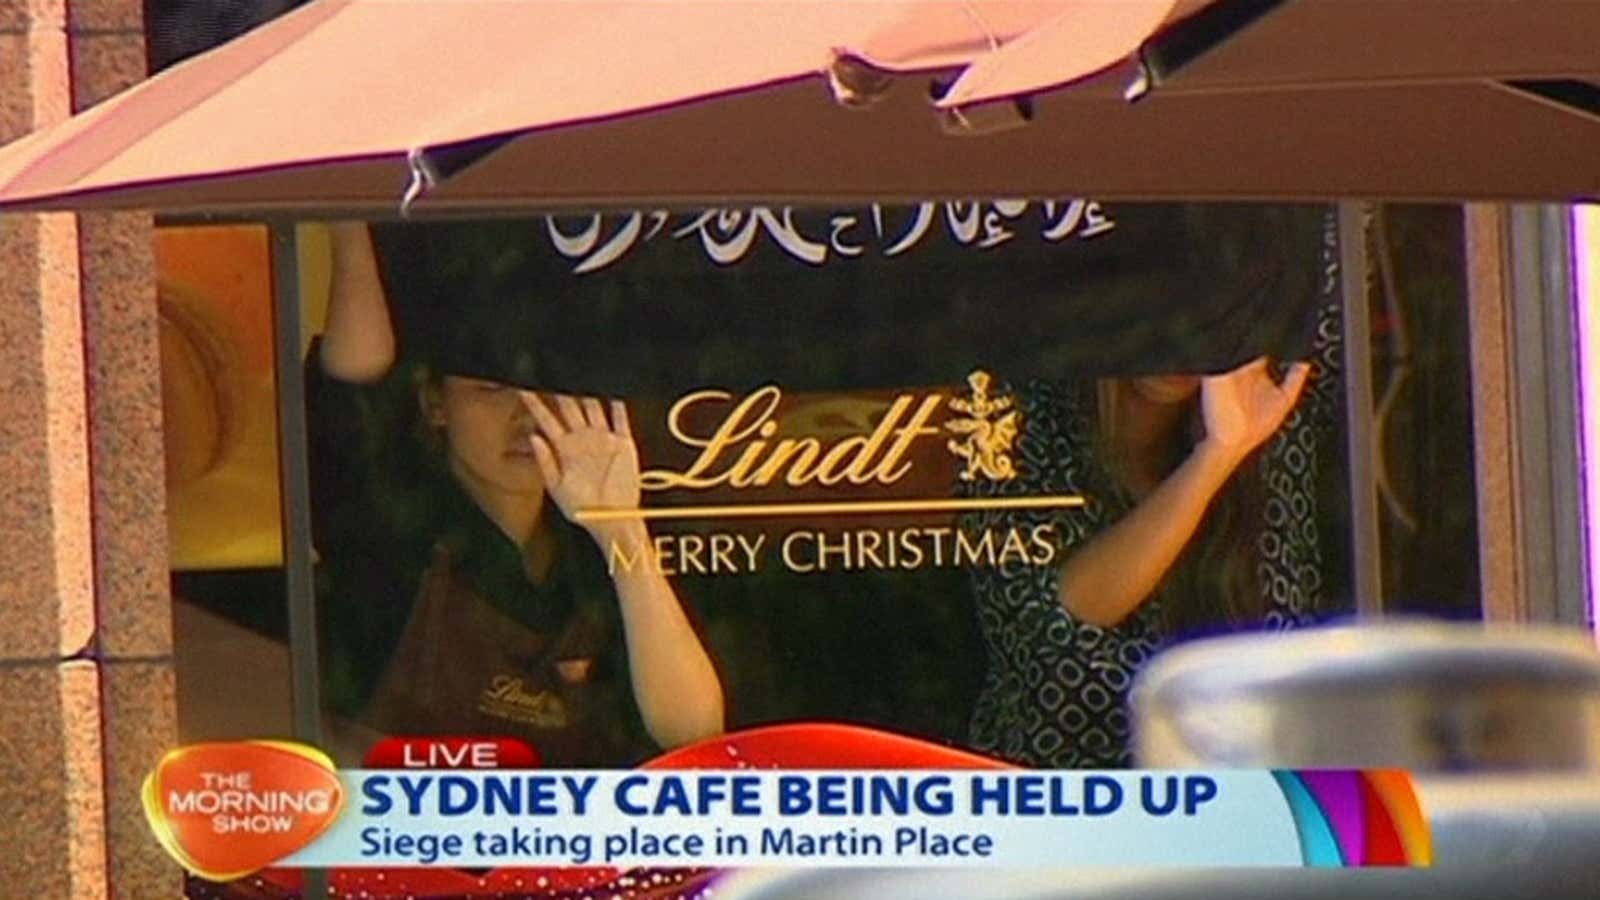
[362,737,541,770]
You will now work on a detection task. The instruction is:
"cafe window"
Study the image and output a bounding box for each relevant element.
[157,200,1600,900]
[158,202,1481,759]
[1359,205,1480,620]
[158,224,292,745]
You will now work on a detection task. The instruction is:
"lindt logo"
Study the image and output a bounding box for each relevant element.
[639,370,1019,491]
[580,370,1073,576]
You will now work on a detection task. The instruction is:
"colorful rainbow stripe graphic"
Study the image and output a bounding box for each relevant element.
[1272,770,1432,867]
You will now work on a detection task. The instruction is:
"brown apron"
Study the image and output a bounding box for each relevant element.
[359,544,638,766]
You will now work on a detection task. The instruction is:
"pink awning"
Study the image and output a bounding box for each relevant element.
[0,0,1597,212]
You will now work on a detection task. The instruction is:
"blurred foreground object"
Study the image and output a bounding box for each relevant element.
[718,623,1600,898]
[1133,621,1600,771]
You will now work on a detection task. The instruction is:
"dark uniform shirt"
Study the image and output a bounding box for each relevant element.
[306,344,654,767]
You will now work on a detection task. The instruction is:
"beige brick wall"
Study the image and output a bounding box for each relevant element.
[0,1,177,896]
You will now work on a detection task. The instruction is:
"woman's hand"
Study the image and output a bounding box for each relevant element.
[519,392,641,538]
[1056,359,1310,629]
[1198,356,1311,466]
[524,392,726,748]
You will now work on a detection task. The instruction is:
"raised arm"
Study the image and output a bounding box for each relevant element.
[319,221,397,383]
[1058,358,1309,628]
[520,392,726,748]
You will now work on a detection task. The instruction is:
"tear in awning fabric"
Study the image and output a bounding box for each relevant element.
[1,0,1598,213]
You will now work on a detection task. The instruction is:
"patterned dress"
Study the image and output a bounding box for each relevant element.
[962,301,1343,769]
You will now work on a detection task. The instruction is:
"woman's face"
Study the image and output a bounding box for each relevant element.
[1130,374,1202,406]
[430,375,545,497]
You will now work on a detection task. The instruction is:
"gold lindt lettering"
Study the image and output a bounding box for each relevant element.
[639,388,781,490]
[754,438,822,486]
[639,387,947,491]
[871,395,945,483]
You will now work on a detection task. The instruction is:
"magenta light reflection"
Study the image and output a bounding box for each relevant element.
[1576,205,1600,643]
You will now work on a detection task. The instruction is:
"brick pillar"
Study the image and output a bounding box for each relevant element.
[1465,204,1524,622]
[0,1,176,897]
[0,0,106,896]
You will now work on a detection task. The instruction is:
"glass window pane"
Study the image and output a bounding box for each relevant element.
[161,224,295,742]
[1366,205,1480,619]
[302,203,1357,772]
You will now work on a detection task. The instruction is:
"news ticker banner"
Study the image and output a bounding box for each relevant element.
[141,733,1431,886]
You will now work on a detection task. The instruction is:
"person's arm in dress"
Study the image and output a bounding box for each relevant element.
[521,393,727,749]
[1058,358,1310,628]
